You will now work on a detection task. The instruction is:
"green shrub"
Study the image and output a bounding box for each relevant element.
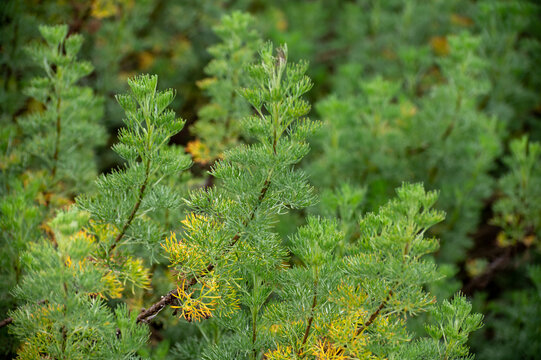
[1,1,540,358]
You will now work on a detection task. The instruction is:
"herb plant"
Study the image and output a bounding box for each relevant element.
[1,2,540,358]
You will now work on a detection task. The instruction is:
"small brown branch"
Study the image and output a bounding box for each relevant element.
[462,247,512,295]
[137,172,273,324]
[232,177,271,248]
[0,317,13,328]
[250,178,271,221]
[137,264,214,323]
[137,288,178,324]
[356,289,393,336]
[297,277,318,357]
[258,179,271,202]
[252,317,258,360]
[61,324,68,353]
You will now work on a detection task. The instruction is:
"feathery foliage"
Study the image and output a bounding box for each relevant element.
[263,184,483,360]
[162,43,319,358]
[19,24,106,193]
[310,32,501,264]
[2,2,540,357]
[8,67,190,358]
[491,137,541,247]
[188,11,262,164]
[9,210,149,359]
[77,74,191,263]
[0,24,106,353]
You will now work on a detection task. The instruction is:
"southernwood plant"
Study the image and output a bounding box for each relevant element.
[0,24,105,354]
[468,136,541,360]
[2,3,539,359]
[8,68,191,357]
[309,32,501,266]
[1,26,484,358]
[187,11,262,165]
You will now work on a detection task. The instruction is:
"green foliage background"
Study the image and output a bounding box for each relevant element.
[1,0,540,359]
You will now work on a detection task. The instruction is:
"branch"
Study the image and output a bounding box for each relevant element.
[109,158,151,253]
[136,289,177,324]
[0,317,13,329]
[297,277,318,357]
[51,94,61,180]
[355,289,393,336]
[137,268,212,324]
[462,247,512,295]
[137,173,272,324]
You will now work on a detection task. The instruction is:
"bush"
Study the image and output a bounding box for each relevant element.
[1,1,540,358]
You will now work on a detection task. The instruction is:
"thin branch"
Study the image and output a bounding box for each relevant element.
[137,269,209,323]
[355,289,393,337]
[136,288,177,324]
[297,276,318,357]
[137,172,272,324]
[0,317,13,328]
[109,158,151,253]
[462,247,512,295]
[232,176,271,248]
[251,282,258,360]
[50,94,62,180]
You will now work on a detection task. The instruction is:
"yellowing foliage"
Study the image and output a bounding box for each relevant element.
[186,140,212,165]
[172,278,221,322]
[312,339,348,360]
[264,344,294,360]
[430,36,450,56]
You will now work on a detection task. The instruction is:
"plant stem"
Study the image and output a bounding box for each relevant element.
[51,96,61,181]
[138,91,279,323]
[355,289,393,337]
[251,273,259,360]
[297,268,318,357]
[137,169,272,324]
[109,158,151,253]
[0,317,13,328]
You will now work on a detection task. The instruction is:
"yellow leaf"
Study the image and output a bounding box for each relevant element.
[430,36,449,56]
[451,14,474,27]
[523,235,536,247]
[186,140,212,165]
[138,51,156,71]
[91,0,118,19]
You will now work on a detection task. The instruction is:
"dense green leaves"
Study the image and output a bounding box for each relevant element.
[77,74,191,262]
[492,137,541,246]
[19,24,105,193]
[1,2,540,358]
[188,11,262,163]
[399,295,483,360]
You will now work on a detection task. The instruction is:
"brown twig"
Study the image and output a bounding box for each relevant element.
[0,317,13,329]
[137,174,272,324]
[297,277,318,357]
[462,247,513,295]
[137,268,212,324]
[356,289,393,337]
